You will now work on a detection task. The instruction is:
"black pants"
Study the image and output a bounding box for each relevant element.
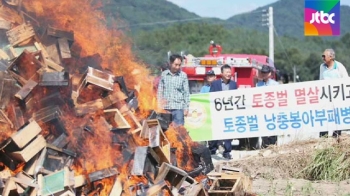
[261,136,277,148]
[320,130,342,138]
[208,139,233,158]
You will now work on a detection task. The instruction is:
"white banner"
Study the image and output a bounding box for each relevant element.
[185,78,350,141]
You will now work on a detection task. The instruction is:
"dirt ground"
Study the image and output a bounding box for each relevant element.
[252,178,350,196]
[222,136,350,196]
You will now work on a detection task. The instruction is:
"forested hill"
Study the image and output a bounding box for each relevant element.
[132,23,350,81]
[101,0,221,31]
[226,0,350,38]
[100,0,350,82]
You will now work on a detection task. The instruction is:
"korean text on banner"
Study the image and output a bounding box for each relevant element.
[185,78,350,141]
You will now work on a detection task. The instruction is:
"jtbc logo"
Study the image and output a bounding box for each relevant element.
[310,11,335,24]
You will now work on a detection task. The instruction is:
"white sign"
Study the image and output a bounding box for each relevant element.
[185,78,350,141]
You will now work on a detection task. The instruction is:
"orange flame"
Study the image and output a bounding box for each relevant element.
[23,0,158,114]
[0,0,207,194]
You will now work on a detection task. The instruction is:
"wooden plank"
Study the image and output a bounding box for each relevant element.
[0,5,22,24]
[88,167,118,182]
[13,45,38,56]
[0,109,13,128]
[10,135,46,162]
[155,162,187,190]
[126,110,142,132]
[57,38,71,59]
[46,143,77,158]
[85,67,114,91]
[185,183,208,196]
[6,23,35,46]
[35,42,65,72]
[45,58,64,72]
[148,119,171,164]
[74,99,104,116]
[20,10,40,27]
[222,166,243,173]
[47,26,74,41]
[63,167,75,187]
[73,175,87,188]
[0,49,9,60]
[8,45,17,58]
[32,105,62,123]
[109,177,123,196]
[16,182,25,194]
[221,173,252,193]
[102,91,128,109]
[0,75,17,109]
[29,188,38,196]
[0,170,11,179]
[59,190,75,196]
[0,59,8,71]
[46,43,61,65]
[23,153,39,176]
[1,177,16,196]
[104,109,131,130]
[14,79,38,100]
[4,0,20,6]
[146,180,173,196]
[208,176,244,196]
[0,19,11,30]
[12,177,38,188]
[11,120,42,149]
[7,50,44,84]
[39,71,69,86]
[34,42,49,59]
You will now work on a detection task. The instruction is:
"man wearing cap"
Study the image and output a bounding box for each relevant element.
[256,65,279,148]
[200,70,216,93]
[256,65,279,87]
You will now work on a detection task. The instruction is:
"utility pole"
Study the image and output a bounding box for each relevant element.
[293,65,296,83]
[268,7,274,63]
[262,7,274,63]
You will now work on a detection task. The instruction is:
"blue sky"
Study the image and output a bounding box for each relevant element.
[167,0,350,19]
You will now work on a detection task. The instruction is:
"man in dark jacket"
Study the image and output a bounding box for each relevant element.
[209,64,237,159]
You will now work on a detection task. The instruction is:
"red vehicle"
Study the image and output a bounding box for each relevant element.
[180,41,277,93]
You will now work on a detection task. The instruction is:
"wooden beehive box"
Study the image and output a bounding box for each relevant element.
[141,119,171,164]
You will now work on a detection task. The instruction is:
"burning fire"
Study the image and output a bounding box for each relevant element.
[0,0,207,195]
[22,0,157,114]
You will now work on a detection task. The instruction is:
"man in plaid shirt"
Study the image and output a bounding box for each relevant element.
[157,54,190,126]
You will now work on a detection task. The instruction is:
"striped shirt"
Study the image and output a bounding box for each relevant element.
[157,70,190,110]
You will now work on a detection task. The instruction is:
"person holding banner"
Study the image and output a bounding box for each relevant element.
[209,64,237,159]
[255,65,279,148]
[256,65,279,87]
[319,49,349,137]
[157,54,190,126]
[319,49,348,80]
[200,70,216,93]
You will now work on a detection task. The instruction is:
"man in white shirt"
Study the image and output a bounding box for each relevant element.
[319,49,348,80]
[319,49,349,138]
